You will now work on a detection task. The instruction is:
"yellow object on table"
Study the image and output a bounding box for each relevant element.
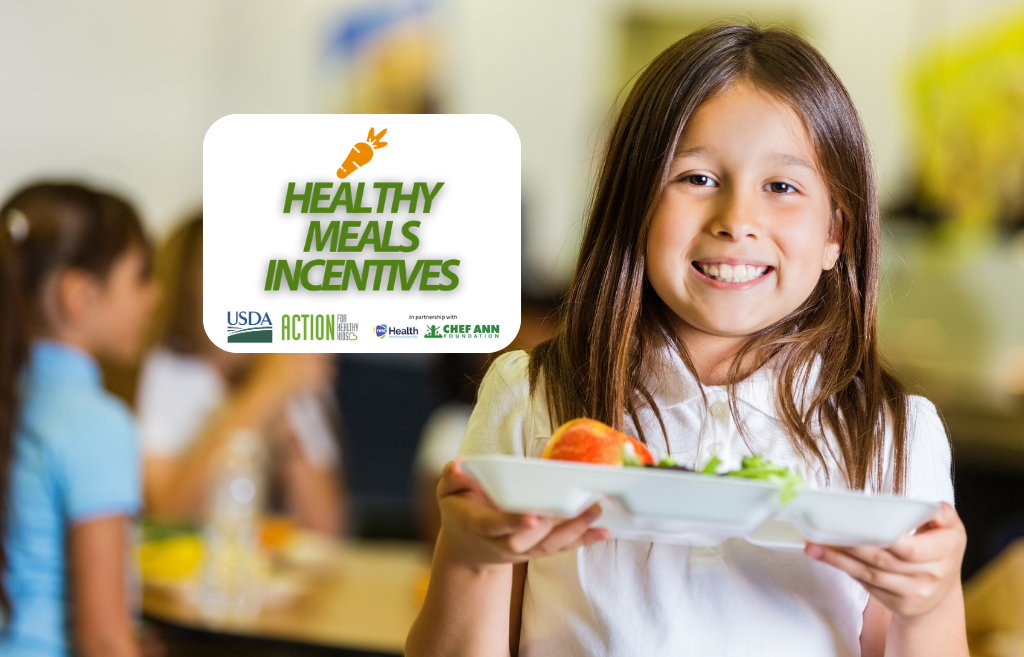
[139,534,205,583]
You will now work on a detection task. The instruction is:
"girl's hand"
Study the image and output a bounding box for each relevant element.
[805,502,966,620]
[438,458,610,570]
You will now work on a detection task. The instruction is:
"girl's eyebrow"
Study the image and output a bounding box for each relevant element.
[673,147,817,175]
[672,146,709,160]
[766,151,817,174]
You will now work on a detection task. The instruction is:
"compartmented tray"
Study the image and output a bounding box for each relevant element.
[461,455,939,550]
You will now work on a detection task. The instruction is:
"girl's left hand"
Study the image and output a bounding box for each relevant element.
[805,502,966,620]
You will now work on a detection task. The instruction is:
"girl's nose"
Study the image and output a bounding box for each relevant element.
[710,189,762,240]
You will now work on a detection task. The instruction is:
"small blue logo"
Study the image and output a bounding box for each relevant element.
[375,324,387,338]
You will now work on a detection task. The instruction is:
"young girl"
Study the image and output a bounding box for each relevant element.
[407,23,969,657]
[136,215,344,532]
[0,183,157,657]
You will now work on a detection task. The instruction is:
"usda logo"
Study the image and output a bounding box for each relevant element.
[374,324,388,338]
[227,311,273,343]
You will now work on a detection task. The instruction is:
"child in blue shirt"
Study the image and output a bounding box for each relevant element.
[0,184,157,657]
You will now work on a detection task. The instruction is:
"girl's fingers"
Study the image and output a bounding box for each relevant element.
[445,493,536,537]
[806,545,905,595]
[522,504,603,557]
[498,516,562,554]
[553,527,612,554]
[887,506,964,564]
[885,531,951,565]
[437,458,480,497]
[438,460,610,559]
[928,502,960,529]
[582,527,611,544]
[855,577,901,612]
[839,545,931,575]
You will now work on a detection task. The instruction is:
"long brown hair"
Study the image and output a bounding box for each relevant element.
[0,182,149,619]
[530,22,910,493]
[150,213,204,354]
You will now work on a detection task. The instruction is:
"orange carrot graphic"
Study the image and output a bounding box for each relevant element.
[337,127,387,179]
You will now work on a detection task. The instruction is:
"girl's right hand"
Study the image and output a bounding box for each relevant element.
[437,458,610,569]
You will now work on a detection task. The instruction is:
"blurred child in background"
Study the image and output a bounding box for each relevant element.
[0,183,157,657]
[136,215,346,534]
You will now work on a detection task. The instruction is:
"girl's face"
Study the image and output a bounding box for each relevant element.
[89,246,159,363]
[646,79,841,341]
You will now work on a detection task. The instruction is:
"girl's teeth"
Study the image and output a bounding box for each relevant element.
[699,263,769,283]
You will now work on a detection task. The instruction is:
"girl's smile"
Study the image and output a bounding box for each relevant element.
[646,79,841,339]
[691,259,773,288]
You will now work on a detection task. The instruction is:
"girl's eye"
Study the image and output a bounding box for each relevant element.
[683,174,717,187]
[768,182,797,194]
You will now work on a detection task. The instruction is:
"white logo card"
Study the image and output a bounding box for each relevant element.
[203,114,521,352]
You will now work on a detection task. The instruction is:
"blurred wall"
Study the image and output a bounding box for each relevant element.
[0,0,342,235]
[2,0,1022,292]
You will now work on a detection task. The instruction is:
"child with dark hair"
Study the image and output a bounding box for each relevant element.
[0,183,157,657]
[136,215,344,534]
[408,23,967,656]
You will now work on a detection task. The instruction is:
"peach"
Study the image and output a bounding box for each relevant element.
[541,418,654,466]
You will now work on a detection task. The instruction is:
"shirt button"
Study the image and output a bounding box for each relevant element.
[707,441,724,456]
[710,401,728,418]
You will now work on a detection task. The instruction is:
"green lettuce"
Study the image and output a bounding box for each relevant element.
[700,454,804,505]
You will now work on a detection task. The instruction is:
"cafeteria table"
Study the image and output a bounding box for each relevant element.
[143,539,431,656]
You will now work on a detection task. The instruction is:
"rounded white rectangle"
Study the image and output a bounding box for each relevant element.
[461,455,940,550]
[203,114,521,353]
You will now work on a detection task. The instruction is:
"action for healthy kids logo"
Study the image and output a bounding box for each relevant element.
[203,114,521,354]
[276,313,358,342]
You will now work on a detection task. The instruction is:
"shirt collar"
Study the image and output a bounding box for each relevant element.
[26,339,102,389]
[647,343,819,418]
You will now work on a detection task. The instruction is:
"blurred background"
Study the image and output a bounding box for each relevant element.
[3,1,1024,655]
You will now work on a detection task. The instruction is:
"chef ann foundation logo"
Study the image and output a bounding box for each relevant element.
[433,324,500,339]
[227,311,273,343]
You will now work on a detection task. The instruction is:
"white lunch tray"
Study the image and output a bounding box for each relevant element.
[462,455,940,551]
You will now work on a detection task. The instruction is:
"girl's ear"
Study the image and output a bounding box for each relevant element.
[55,269,101,327]
[822,207,843,271]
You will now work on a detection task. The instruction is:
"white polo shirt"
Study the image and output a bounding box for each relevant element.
[136,348,340,468]
[458,349,954,657]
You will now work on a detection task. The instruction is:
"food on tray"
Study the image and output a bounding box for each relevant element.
[541,419,804,504]
[701,454,804,504]
[646,455,693,471]
[541,418,654,466]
